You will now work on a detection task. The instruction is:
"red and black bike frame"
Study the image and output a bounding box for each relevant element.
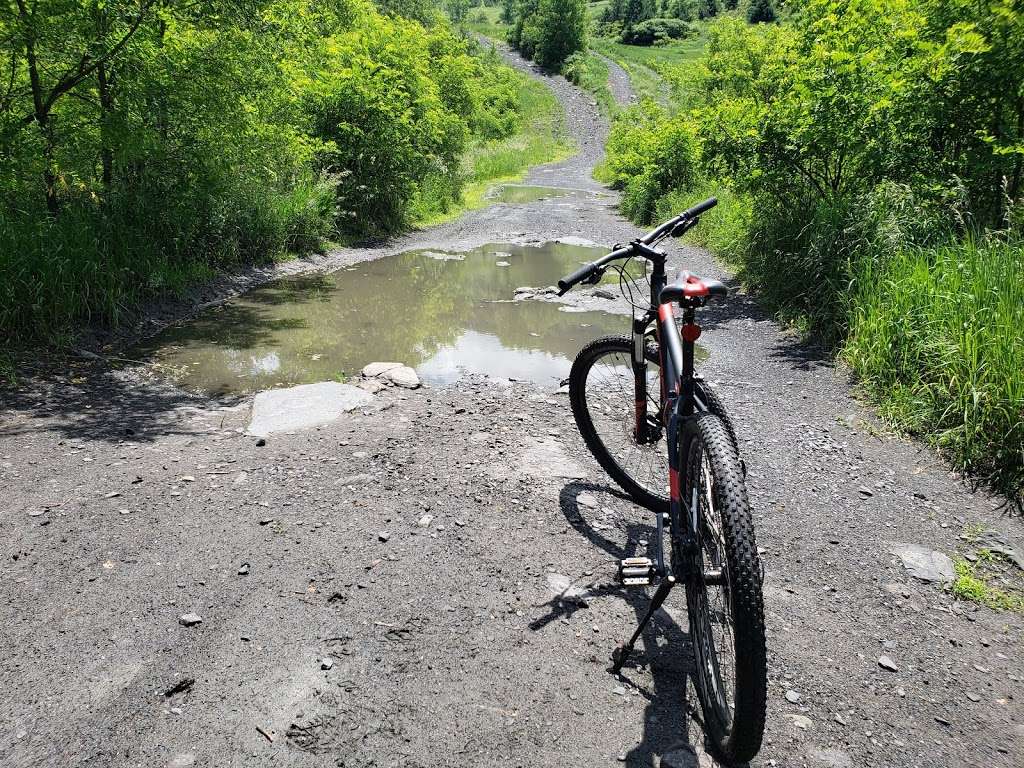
[629,247,706,579]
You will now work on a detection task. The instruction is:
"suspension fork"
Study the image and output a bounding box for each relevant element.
[630,312,655,443]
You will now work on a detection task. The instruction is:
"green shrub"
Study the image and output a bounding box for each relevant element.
[599,1,1024,501]
[845,237,1024,504]
[746,0,775,23]
[620,18,695,45]
[508,0,587,71]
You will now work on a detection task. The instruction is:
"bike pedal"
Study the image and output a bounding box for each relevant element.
[617,557,654,587]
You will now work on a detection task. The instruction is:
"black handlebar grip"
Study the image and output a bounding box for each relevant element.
[682,197,718,219]
[557,262,597,293]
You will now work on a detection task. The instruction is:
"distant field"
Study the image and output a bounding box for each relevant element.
[592,33,708,106]
[465,5,507,39]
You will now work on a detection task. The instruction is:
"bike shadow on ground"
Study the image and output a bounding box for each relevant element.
[528,480,735,768]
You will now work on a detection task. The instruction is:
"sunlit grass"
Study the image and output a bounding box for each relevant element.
[414,70,572,226]
[844,238,1024,505]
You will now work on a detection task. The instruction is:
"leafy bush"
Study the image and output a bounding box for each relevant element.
[599,2,1024,502]
[620,18,695,45]
[508,0,588,71]
[0,0,534,340]
[746,0,775,23]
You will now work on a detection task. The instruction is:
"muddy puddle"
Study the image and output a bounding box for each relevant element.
[484,184,603,204]
[137,242,643,395]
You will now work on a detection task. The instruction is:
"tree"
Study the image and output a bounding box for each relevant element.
[509,0,586,70]
[746,0,775,24]
[446,0,471,23]
[697,0,718,20]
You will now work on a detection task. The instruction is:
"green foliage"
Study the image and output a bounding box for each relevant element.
[0,0,546,343]
[697,0,718,19]
[952,559,1024,612]
[620,18,695,45]
[601,0,657,26]
[598,1,1024,503]
[844,236,1024,504]
[508,0,587,70]
[597,103,700,222]
[746,0,775,23]
[562,51,615,114]
[446,0,472,23]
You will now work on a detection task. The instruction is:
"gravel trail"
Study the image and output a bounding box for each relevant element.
[1,45,1022,768]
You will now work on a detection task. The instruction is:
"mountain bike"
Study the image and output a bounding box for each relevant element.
[557,198,767,765]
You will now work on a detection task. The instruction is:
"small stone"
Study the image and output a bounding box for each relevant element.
[178,613,202,627]
[576,492,599,509]
[785,689,801,704]
[378,531,391,542]
[179,475,195,483]
[237,563,250,576]
[834,713,847,726]
[612,686,626,696]
[878,655,899,672]
[27,508,46,517]
[258,517,274,526]
[105,491,121,498]
[965,692,981,702]
[321,657,334,670]
[787,714,812,730]
[417,514,434,528]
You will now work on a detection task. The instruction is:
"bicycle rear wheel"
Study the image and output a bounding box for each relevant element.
[569,336,738,512]
[679,413,766,765]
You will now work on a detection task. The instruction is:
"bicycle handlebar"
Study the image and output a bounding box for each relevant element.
[556,197,718,295]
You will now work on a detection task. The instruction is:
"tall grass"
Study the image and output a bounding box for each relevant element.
[563,51,616,115]
[844,238,1024,504]
[0,175,336,343]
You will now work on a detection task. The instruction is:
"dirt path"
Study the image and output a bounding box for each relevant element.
[594,52,634,107]
[2,46,1022,768]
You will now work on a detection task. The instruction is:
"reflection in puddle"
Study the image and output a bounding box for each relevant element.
[137,242,647,394]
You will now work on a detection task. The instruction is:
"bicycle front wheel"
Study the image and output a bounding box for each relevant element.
[569,335,668,511]
[680,413,766,765]
[569,335,739,512]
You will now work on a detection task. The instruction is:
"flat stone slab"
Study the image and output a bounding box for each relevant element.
[247,382,374,437]
[889,543,955,583]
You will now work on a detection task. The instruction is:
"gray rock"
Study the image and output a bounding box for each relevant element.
[383,365,420,389]
[972,529,1023,569]
[361,361,403,378]
[320,657,334,670]
[247,382,374,437]
[514,286,534,295]
[786,714,812,730]
[357,378,388,394]
[785,689,801,703]
[417,514,434,528]
[591,288,617,300]
[889,543,955,583]
[546,573,590,606]
[167,754,197,768]
[576,492,599,509]
[378,531,391,542]
[178,613,203,627]
[878,655,899,672]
